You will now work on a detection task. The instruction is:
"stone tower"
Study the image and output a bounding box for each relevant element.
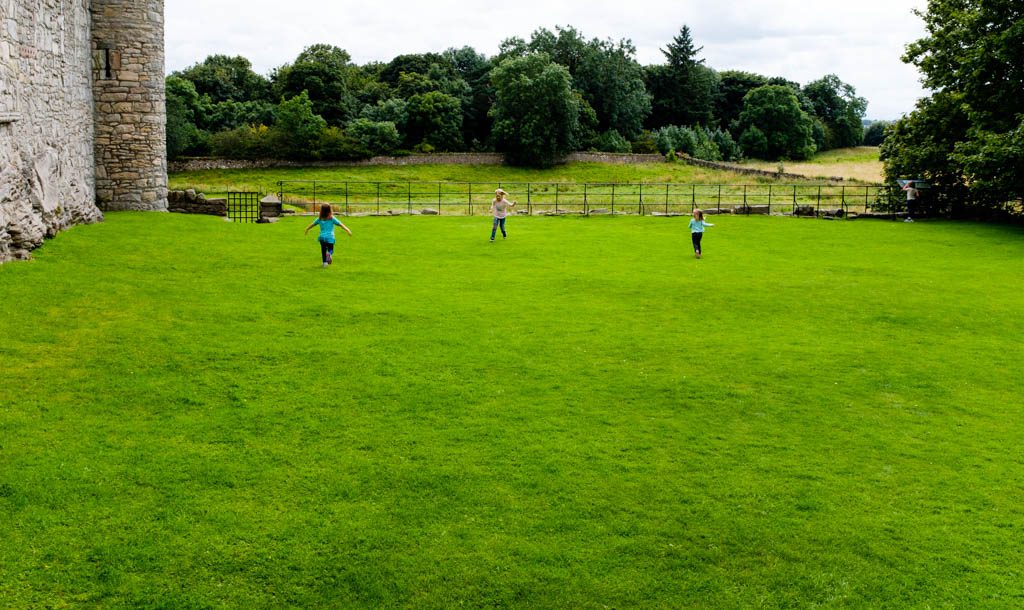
[90,0,167,211]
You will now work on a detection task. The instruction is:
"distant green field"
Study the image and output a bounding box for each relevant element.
[171,156,890,216]
[2,213,1022,607]
[168,155,882,196]
[742,146,884,182]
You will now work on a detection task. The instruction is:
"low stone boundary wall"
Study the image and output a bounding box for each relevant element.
[565,152,664,164]
[168,189,227,216]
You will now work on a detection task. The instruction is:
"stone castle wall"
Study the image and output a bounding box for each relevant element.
[0,0,102,262]
[91,0,167,211]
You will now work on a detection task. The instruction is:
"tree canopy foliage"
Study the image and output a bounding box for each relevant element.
[167,24,871,167]
[881,0,1024,216]
[738,86,817,160]
[490,53,584,167]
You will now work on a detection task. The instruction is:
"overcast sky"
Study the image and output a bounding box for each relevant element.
[166,0,930,120]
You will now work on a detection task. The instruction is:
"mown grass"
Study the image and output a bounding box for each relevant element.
[2,213,1023,607]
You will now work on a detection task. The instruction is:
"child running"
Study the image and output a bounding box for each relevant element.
[688,209,714,259]
[489,188,516,242]
[304,204,352,268]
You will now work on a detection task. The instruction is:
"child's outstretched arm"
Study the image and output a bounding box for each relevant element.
[338,221,353,236]
[304,221,317,235]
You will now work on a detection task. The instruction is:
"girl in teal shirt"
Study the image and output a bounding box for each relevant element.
[305,204,352,267]
[688,209,714,259]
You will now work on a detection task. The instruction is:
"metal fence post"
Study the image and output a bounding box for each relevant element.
[468,182,472,216]
[817,185,821,216]
[376,182,380,215]
[527,183,532,215]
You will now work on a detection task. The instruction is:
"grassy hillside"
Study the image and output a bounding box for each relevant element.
[740,146,884,182]
[168,159,872,197]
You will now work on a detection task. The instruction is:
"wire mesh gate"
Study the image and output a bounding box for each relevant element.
[227,192,261,223]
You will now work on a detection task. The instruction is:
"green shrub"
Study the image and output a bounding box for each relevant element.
[655,125,697,156]
[589,129,632,153]
[345,119,401,156]
[630,130,659,154]
[315,126,370,161]
[209,124,275,159]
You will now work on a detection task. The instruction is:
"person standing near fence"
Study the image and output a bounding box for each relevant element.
[490,189,516,242]
[902,181,920,222]
[305,204,352,268]
[689,209,714,259]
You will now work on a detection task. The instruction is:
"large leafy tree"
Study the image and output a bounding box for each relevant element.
[644,26,718,128]
[716,70,768,133]
[405,91,464,151]
[171,55,275,138]
[490,53,583,167]
[173,54,272,105]
[737,85,817,160]
[273,44,358,126]
[882,0,1024,215]
[863,120,891,146]
[505,27,650,140]
[444,46,495,149]
[165,76,208,158]
[376,51,474,149]
[802,74,867,150]
[273,91,327,160]
[573,37,651,140]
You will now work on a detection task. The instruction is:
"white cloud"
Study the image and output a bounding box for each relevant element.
[166,0,929,119]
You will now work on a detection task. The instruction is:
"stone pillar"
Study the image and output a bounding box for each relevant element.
[91,0,166,211]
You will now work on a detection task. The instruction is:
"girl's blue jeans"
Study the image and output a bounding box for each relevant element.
[319,239,334,262]
[491,217,506,240]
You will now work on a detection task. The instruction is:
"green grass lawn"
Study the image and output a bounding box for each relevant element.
[2,213,1023,607]
[172,159,888,217]
[168,159,872,199]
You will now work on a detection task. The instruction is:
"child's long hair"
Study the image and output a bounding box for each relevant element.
[693,209,704,221]
[319,204,333,220]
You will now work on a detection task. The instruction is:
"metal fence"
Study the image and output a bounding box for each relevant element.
[277,180,912,217]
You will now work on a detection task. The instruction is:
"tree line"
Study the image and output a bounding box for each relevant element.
[881,0,1022,218]
[167,25,873,167]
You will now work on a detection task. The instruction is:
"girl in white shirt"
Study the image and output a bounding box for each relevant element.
[490,189,516,242]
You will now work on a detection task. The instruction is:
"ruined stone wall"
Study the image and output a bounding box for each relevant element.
[91,0,166,211]
[0,0,101,262]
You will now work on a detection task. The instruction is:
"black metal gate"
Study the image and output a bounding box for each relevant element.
[227,192,261,223]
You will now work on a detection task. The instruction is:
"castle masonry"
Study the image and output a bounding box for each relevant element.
[91,0,166,212]
[0,0,166,263]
